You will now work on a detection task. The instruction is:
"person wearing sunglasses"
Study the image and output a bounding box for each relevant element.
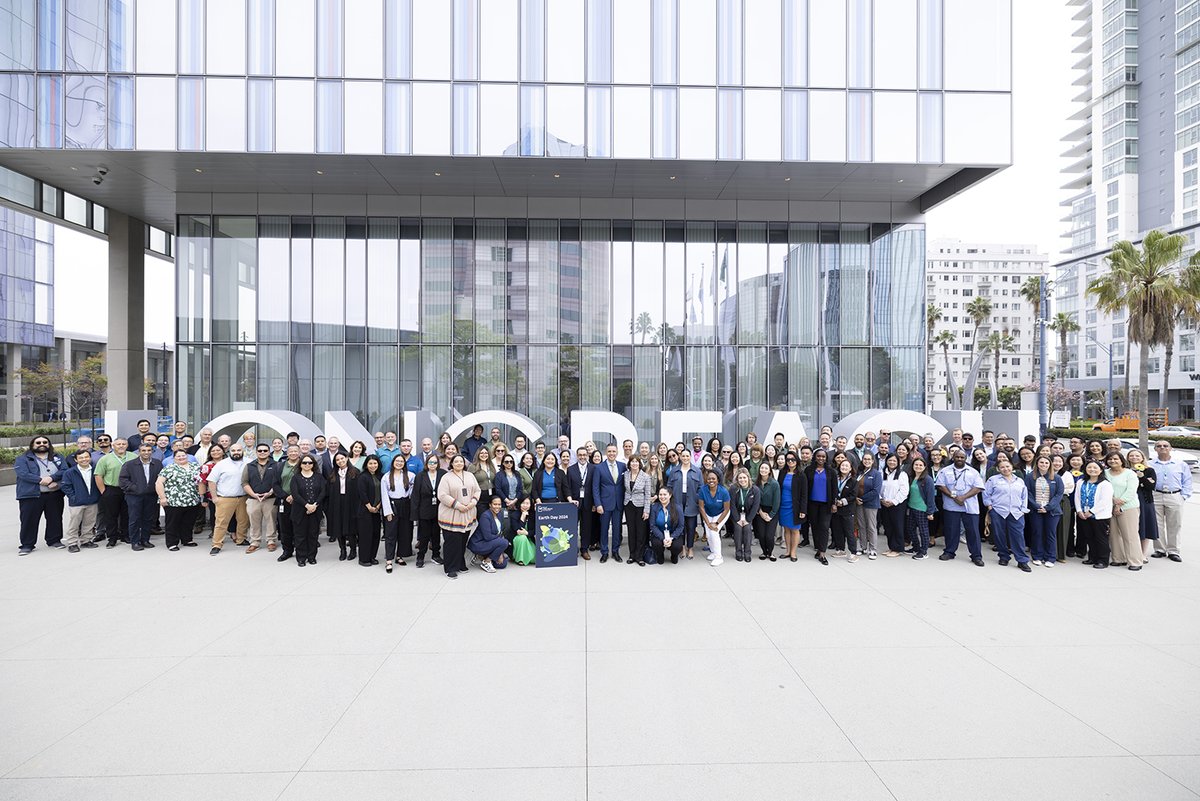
[289,456,326,566]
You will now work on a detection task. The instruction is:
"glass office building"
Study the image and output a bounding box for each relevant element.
[0,0,1012,433]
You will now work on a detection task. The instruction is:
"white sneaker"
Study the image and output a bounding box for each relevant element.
[868,550,877,560]
[710,558,724,566]
[1031,559,1043,566]
[1043,561,1054,569]
[480,560,496,573]
[832,550,846,558]
[706,552,716,561]
[848,554,859,563]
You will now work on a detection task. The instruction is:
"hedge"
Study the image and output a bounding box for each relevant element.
[1047,429,1200,450]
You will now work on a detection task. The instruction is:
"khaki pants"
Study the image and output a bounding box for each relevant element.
[1154,491,1185,555]
[64,504,99,547]
[246,496,277,546]
[212,495,249,548]
[1109,508,1143,566]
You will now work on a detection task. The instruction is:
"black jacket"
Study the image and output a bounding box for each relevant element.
[411,469,445,521]
[117,458,162,496]
[531,467,568,503]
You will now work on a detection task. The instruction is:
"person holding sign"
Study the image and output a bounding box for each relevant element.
[648,486,684,564]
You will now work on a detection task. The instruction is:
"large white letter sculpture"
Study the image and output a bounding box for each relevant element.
[202,410,324,444]
[752,410,809,446]
[445,411,545,449]
[324,411,375,449]
[570,411,639,460]
[658,411,724,453]
[833,409,948,444]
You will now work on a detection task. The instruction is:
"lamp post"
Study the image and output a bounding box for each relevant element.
[1085,331,1114,419]
[1038,271,1048,435]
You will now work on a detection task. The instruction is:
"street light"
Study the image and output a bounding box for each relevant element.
[1085,331,1114,419]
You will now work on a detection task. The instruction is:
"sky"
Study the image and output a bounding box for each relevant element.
[925,0,1077,264]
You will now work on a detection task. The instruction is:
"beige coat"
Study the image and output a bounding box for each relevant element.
[437,469,481,533]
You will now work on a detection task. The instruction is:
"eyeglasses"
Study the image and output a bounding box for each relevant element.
[786,456,797,462]
[721,449,732,455]
[257,447,269,453]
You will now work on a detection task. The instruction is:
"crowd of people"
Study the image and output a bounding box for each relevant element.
[14,419,1193,579]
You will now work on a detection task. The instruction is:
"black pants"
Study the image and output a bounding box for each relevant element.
[358,513,381,564]
[831,512,855,552]
[578,502,594,551]
[125,493,158,546]
[164,505,199,547]
[651,537,684,564]
[417,519,441,558]
[277,502,294,556]
[806,504,831,552]
[881,504,907,552]
[753,514,778,556]
[684,514,698,548]
[442,528,467,574]
[624,505,648,561]
[1077,516,1110,564]
[99,487,128,543]
[18,492,64,549]
[293,509,320,563]
[384,512,413,560]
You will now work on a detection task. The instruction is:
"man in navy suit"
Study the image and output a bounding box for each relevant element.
[118,443,163,551]
[566,446,592,560]
[590,443,626,563]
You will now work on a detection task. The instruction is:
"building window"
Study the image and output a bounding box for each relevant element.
[1182,355,1197,372]
[1181,333,1195,351]
[1107,216,1119,233]
[1086,363,1097,377]
[1187,169,1198,188]
[1107,199,1119,215]
[1186,149,1199,167]
[1108,181,1119,196]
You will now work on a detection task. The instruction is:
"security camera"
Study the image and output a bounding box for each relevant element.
[96,165,109,176]
[92,175,103,185]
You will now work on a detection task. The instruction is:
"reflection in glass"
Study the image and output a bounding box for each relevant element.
[64,74,105,149]
[587,86,611,158]
[65,0,105,72]
[290,217,313,342]
[527,220,559,344]
[717,88,742,159]
[452,219,475,345]
[312,345,345,421]
[422,219,452,343]
[453,0,478,80]
[581,221,611,345]
[632,221,664,351]
[177,77,203,150]
[212,216,257,344]
[257,217,290,342]
[257,344,289,408]
[559,220,581,344]
[2,0,36,70]
[178,0,204,73]
[519,84,545,156]
[587,0,612,83]
[452,82,477,155]
[248,0,275,75]
[918,0,942,89]
[105,75,131,148]
[291,344,313,418]
[652,0,676,84]
[399,220,420,342]
[521,0,544,81]
[366,217,399,342]
[368,345,399,432]
[611,222,632,345]
[177,216,212,343]
[481,83,518,155]
[0,75,35,148]
[717,0,741,85]
[316,80,343,153]
[38,0,62,71]
[547,85,584,156]
[247,79,274,151]
[385,0,412,79]
[313,217,345,341]
[37,75,62,148]
[652,87,677,159]
[384,81,412,154]
[736,223,767,345]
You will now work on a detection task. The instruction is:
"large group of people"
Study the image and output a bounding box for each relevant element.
[14,419,1193,579]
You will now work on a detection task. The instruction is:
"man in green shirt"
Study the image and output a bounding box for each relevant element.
[95,438,137,546]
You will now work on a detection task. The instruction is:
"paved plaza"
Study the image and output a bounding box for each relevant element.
[1,484,1199,801]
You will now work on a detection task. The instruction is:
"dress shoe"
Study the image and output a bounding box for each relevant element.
[1092,562,1108,569]
[998,558,1009,566]
[131,543,144,551]
[1169,554,1183,562]
[1083,559,1095,565]
[308,557,316,565]
[1128,565,1142,571]
[338,552,347,561]
[1151,551,1167,558]
[799,538,810,547]
[371,559,379,565]
[670,554,678,564]
[817,555,828,565]
[432,555,444,565]
[277,552,292,562]
[81,542,98,549]
[612,551,621,561]
[297,560,307,567]
[183,541,198,547]
[1111,561,1127,567]
[971,557,984,567]
[1018,562,1032,573]
[581,551,591,560]
[142,541,156,549]
[626,557,635,564]
[416,558,425,568]
[210,547,221,555]
[67,545,80,553]
[105,541,117,548]
[599,554,609,563]
[938,553,955,561]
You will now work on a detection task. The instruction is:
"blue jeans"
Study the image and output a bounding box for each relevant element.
[125,493,158,545]
[597,508,623,556]
[940,509,982,559]
[1027,511,1061,563]
[990,511,1029,564]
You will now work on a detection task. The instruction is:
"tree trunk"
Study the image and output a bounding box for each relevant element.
[942,346,958,410]
[1122,364,1131,416]
[1138,337,1151,454]
[1163,340,1174,422]
[1059,331,1069,389]
[990,355,1000,409]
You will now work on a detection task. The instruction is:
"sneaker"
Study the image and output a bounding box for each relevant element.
[868,550,877,560]
[911,553,928,560]
[168,545,179,551]
[832,550,846,558]
[847,554,859,563]
[67,545,80,553]
[18,547,32,556]
[447,571,458,580]
[710,558,724,566]
[480,560,496,573]
[1043,561,1055,569]
[706,553,716,561]
[1031,559,1043,566]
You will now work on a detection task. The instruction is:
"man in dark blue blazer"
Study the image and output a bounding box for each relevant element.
[565,446,592,559]
[590,443,626,563]
[118,443,164,551]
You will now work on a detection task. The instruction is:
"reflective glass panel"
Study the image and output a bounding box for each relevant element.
[1,0,37,70]
[64,74,105,149]
[65,0,105,71]
[108,75,133,148]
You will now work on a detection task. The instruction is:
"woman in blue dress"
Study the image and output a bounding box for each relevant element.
[778,451,809,562]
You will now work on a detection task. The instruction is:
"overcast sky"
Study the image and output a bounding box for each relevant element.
[926,0,1076,264]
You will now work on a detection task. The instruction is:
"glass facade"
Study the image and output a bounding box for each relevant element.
[176,214,924,437]
[0,0,1012,166]
[0,205,55,348]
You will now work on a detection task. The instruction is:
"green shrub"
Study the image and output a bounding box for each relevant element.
[1047,429,1200,450]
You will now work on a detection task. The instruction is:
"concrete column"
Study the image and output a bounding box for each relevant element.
[106,211,145,410]
[6,344,22,423]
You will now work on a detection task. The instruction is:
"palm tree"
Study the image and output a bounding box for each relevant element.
[982,331,1016,408]
[1088,230,1200,452]
[933,330,958,409]
[633,311,654,344]
[1048,312,1080,390]
[926,302,942,341]
[1157,268,1200,416]
[965,296,993,359]
[1019,275,1051,372]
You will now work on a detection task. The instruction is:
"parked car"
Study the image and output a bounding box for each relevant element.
[1150,426,1200,438]
[1117,439,1200,472]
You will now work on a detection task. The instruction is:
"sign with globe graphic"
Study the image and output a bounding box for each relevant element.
[533,503,579,568]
